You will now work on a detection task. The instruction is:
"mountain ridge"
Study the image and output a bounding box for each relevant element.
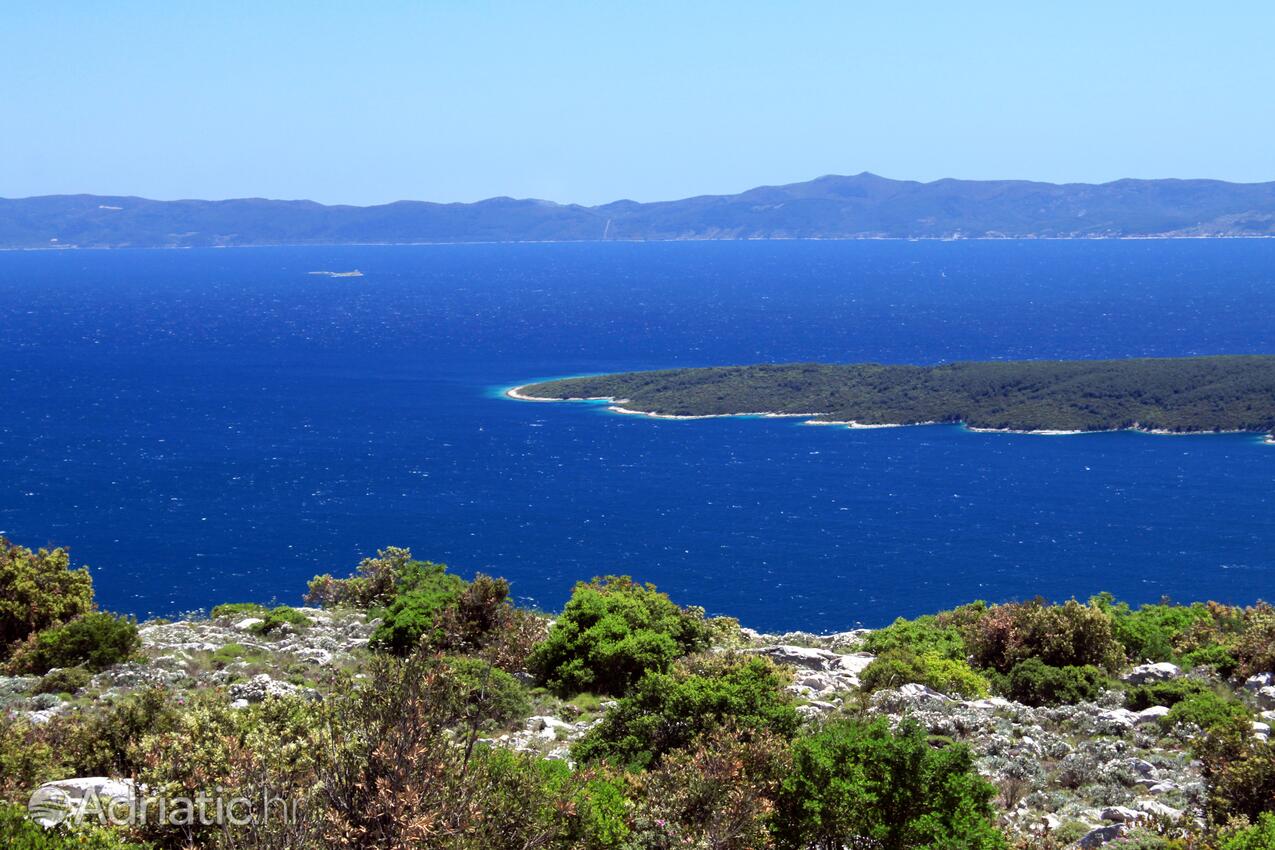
[5,172,1275,248]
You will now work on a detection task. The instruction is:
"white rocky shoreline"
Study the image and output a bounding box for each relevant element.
[506,384,1275,440]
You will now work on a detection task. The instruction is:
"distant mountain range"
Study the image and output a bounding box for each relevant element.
[4,173,1275,249]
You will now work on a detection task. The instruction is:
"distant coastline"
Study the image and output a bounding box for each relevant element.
[9,173,1275,248]
[507,356,1275,439]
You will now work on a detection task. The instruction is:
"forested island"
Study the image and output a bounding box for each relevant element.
[511,355,1275,435]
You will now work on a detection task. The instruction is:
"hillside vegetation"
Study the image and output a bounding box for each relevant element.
[5,535,1275,847]
[515,355,1275,434]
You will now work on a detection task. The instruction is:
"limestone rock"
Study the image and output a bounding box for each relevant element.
[1121,663,1181,685]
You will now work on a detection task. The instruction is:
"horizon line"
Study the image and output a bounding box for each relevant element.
[6,171,1275,210]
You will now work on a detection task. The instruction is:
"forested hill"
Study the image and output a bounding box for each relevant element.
[7,173,1275,248]
[512,356,1275,434]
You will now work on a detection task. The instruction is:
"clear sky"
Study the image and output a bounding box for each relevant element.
[2,2,1272,205]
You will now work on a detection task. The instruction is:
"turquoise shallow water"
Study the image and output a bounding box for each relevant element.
[1,240,1273,629]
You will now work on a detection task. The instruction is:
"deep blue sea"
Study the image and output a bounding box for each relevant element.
[2,240,1274,630]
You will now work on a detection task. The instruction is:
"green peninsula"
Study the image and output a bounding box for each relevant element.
[511,355,1275,434]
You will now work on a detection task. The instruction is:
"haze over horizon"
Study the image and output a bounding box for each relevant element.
[3,2,1273,206]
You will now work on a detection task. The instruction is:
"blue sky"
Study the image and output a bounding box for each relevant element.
[2,2,1272,205]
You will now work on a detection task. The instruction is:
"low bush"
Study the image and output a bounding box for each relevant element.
[1180,644,1239,677]
[772,717,1005,850]
[1164,690,1250,733]
[0,803,150,849]
[9,613,139,674]
[1124,678,1213,711]
[1002,658,1109,707]
[319,648,617,849]
[248,605,311,636]
[209,642,268,667]
[628,724,790,850]
[529,576,713,696]
[863,613,968,660]
[33,666,92,696]
[208,602,268,620]
[443,656,530,729]
[0,717,59,800]
[56,686,181,778]
[1094,595,1215,664]
[859,649,989,697]
[573,653,799,769]
[1222,813,1275,850]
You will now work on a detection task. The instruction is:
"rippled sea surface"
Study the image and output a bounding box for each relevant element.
[2,240,1273,630]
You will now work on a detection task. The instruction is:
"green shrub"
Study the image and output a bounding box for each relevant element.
[0,717,60,800]
[58,686,181,778]
[967,598,1125,674]
[859,649,989,697]
[1002,658,1109,706]
[443,656,531,729]
[863,614,967,661]
[529,576,713,696]
[573,653,799,769]
[772,717,1005,850]
[10,613,139,674]
[1094,595,1215,663]
[1222,813,1275,850]
[0,803,151,849]
[1164,690,1250,733]
[368,563,467,655]
[248,605,311,636]
[33,666,92,696]
[1235,603,1275,679]
[1196,715,1275,827]
[1180,644,1239,677]
[209,642,267,666]
[208,602,268,620]
[1125,678,1213,711]
[0,538,95,660]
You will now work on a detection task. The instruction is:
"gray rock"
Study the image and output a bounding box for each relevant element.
[229,673,299,703]
[1256,686,1275,711]
[1135,799,1183,820]
[1244,672,1274,691]
[30,777,136,827]
[1135,706,1171,724]
[1121,663,1181,685]
[1100,805,1141,823]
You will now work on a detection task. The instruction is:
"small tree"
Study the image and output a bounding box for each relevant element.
[529,576,712,696]
[0,537,94,659]
[305,546,417,609]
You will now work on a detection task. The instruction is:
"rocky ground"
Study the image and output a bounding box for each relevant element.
[6,616,1273,847]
